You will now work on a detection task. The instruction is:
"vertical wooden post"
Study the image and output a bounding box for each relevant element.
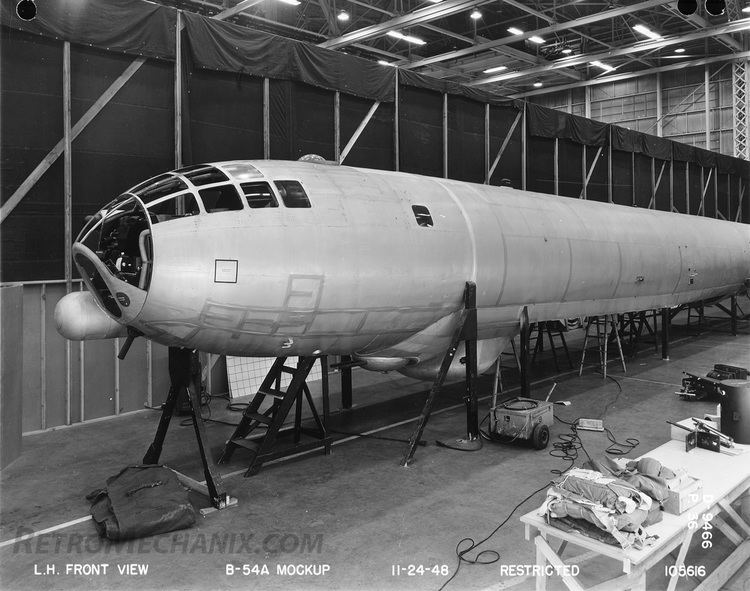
[334,91,340,163]
[442,93,448,179]
[484,104,490,185]
[521,102,527,190]
[631,151,636,207]
[394,69,400,172]
[175,12,183,168]
[607,127,612,203]
[40,285,47,430]
[581,144,587,199]
[63,42,73,425]
[704,65,711,150]
[554,137,559,195]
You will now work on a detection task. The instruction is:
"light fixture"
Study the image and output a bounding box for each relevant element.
[590,60,615,72]
[387,30,426,45]
[470,9,482,20]
[743,4,750,12]
[483,65,507,74]
[378,60,395,67]
[276,0,301,5]
[533,81,543,88]
[507,27,524,35]
[674,48,686,53]
[337,9,350,22]
[529,35,545,44]
[561,47,573,54]
[633,24,662,40]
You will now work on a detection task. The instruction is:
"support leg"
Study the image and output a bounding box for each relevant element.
[340,355,353,410]
[661,307,670,360]
[520,306,531,398]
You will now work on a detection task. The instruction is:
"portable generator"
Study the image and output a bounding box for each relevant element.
[489,397,553,449]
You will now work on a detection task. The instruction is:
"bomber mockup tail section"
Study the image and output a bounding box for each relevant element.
[55,158,750,381]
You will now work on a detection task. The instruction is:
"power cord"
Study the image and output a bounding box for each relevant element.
[437,482,550,591]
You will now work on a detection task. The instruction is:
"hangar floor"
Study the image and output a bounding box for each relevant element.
[1,310,749,591]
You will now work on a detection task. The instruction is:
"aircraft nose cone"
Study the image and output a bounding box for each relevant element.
[55,291,129,340]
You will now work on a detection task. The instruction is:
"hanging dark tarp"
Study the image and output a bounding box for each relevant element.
[398,70,517,108]
[0,0,176,60]
[526,103,608,147]
[182,13,395,102]
[611,126,671,161]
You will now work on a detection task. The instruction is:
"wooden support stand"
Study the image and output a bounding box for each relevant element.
[401,282,481,466]
[143,347,235,511]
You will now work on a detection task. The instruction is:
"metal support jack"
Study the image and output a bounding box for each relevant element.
[143,347,235,512]
[578,315,626,379]
[218,356,331,477]
[401,282,481,466]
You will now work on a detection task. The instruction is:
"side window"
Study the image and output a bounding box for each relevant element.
[199,185,244,213]
[275,180,311,208]
[241,182,278,209]
[412,205,433,227]
[147,193,200,223]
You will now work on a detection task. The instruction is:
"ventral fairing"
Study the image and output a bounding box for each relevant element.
[55,158,750,380]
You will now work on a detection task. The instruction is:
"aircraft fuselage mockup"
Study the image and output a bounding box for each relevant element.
[55,158,750,380]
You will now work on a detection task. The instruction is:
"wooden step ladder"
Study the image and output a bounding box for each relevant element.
[531,320,574,371]
[218,356,331,476]
[578,315,626,379]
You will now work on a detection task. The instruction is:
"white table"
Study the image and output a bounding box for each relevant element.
[520,439,750,591]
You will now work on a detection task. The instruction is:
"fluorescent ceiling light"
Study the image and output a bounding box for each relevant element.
[470,9,482,20]
[378,60,395,67]
[743,6,750,12]
[337,10,350,21]
[533,81,543,87]
[276,0,301,5]
[590,60,615,72]
[633,24,662,40]
[507,27,524,35]
[387,31,426,45]
[529,35,545,44]
[561,48,573,54]
[674,48,685,53]
[483,65,508,74]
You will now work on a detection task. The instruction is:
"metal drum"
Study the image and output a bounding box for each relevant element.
[720,380,750,444]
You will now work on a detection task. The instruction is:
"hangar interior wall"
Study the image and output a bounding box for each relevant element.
[2,7,749,432]
[531,65,737,156]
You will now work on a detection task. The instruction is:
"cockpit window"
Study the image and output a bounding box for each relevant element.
[147,192,200,222]
[412,205,433,227]
[199,184,244,213]
[241,182,278,208]
[181,166,229,187]
[136,175,188,204]
[275,180,311,208]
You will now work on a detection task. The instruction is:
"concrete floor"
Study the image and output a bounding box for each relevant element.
[1,310,749,591]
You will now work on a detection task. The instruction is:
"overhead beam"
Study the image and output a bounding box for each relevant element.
[214,0,265,21]
[402,0,672,70]
[319,0,491,49]
[471,19,750,88]
[509,51,750,98]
